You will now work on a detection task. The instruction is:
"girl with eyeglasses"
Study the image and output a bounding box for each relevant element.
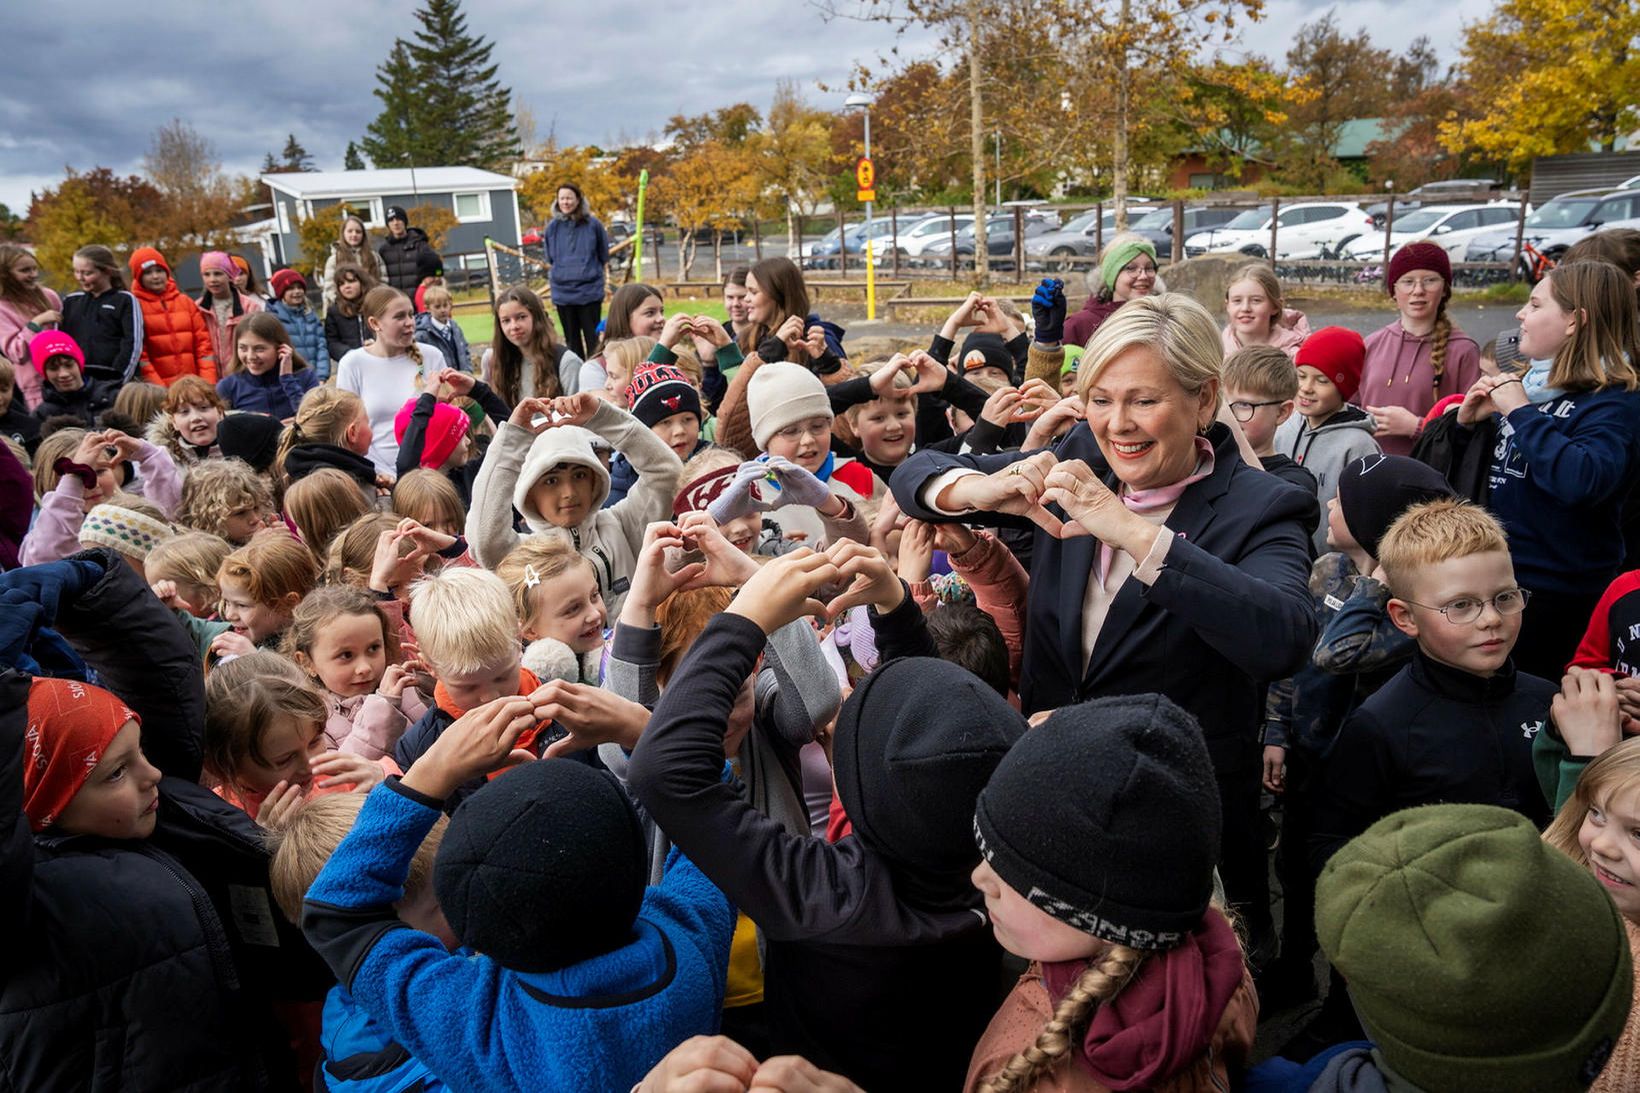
[1357,242,1482,455]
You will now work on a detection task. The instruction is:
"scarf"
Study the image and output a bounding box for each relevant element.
[1520,359,1564,404]
[434,666,548,770]
[1096,436,1215,582]
[1041,910,1245,1091]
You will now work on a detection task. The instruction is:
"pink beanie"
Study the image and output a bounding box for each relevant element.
[199,251,238,279]
[394,398,470,470]
[29,330,84,374]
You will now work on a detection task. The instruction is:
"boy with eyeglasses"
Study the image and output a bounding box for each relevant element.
[1310,497,1554,871]
[1223,344,1316,498]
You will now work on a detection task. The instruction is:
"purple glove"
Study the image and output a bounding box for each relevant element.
[765,455,834,510]
[707,461,777,523]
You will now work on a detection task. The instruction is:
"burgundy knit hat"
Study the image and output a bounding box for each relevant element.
[1385,242,1452,299]
[1296,326,1367,402]
[269,269,306,301]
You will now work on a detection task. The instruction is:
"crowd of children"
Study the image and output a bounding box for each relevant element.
[4,225,1640,1093]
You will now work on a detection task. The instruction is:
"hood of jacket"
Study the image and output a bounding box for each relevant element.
[832,656,1026,906]
[1305,402,1375,438]
[131,276,182,306]
[1368,321,1481,388]
[514,425,612,533]
[284,442,378,488]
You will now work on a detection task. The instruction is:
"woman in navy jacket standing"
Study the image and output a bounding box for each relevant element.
[892,293,1318,959]
[544,182,610,361]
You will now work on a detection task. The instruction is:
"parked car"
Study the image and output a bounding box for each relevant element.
[804,221,867,268]
[1344,202,1524,261]
[1365,178,1502,225]
[894,212,977,262]
[1183,201,1376,259]
[1464,189,1640,269]
[1129,206,1240,258]
[1024,205,1160,270]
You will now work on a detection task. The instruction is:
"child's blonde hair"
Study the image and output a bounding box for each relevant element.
[113,381,167,431]
[1225,263,1286,335]
[494,537,596,627]
[203,651,326,789]
[981,944,1149,1093]
[322,511,406,588]
[284,468,372,556]
[277,386,366,479]
[146,531,232,603]
[268,792,447,922]
[361,285,422,367]
[1545,736,1640,870]
[602,337,656,405]
[0,353,15,390]
[392,469,465,534]
[162,374,228,417]
[1377,498,1509,598]
[408,567,519,677]
[843,360,916,428]
[421,283,453,309]
[1222,344,1298,401]
[176,460,274,540]
[281,584,402,674]
[218,530,319,607]
[32,428,87,500]
[1542,261,1640,393]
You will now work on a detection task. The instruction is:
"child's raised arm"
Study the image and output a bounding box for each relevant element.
[464,397,554,568]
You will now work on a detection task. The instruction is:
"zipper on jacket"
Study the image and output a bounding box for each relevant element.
[591,545,616,593]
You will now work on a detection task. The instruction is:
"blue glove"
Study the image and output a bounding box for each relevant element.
[1032,278,1066,345]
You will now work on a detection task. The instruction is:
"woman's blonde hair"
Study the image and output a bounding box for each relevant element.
[1543,261,1640,393]
[392,468,465,534]
[113,381,168,431]
[1545,737,1640,867]
[1225,263,1285,334]
[281,583,401,673]
[980,945,1149,1093]
[218,529,319,607]
[1075,293,1222,425]
[176,460,274,540]
[494,537,595,626]
[32,428,87,501]
[361,285,422,367]
[203,651,327,789]
[277,386,366,481]
[283,468,373,556]
[145,531,232,598]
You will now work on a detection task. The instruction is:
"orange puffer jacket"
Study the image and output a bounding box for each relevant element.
[133,276,217,386]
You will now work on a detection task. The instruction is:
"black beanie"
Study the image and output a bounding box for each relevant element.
[217,412,283,472]
[434,760,647,972]
[958,332,1014,378]
[974,694,1221,951]
[386,205,408,224]
[833,657,1026,885]
[1336,454,1456,559]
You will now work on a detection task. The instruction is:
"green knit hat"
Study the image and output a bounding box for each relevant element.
[1318,804,1632,1092]
[1099,238,1157,292]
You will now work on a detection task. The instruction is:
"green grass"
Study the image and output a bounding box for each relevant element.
[452,297,727,348]
[1465,281,1531,304]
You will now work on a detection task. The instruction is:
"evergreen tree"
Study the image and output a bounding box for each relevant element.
[359,0,520,170]
[344,141,366,171]
[281,134,315,172]
[360,41,426,169]
[261,151,280,173]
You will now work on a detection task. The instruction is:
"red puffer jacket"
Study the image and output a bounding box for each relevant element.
[129,248,217,386]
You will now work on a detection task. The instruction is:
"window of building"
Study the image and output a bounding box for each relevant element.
[453,192,490,222]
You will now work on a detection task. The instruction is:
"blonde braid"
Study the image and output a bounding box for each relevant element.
[406,339,424,368]
[981,946,1147,1093]
[1429,298,1451,397]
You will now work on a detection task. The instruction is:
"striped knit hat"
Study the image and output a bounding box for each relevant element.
[79,504,175,560]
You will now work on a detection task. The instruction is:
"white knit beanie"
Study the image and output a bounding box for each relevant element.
[748,362,833,450]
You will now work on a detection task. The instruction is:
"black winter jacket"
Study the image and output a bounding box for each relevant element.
[1310,650,1555,872]
[60,288,142,385]
[377,228,438,293]
[33,377,119,427]
[0,553,329,1092]
[324,305,370,364]
[284,441,379,494]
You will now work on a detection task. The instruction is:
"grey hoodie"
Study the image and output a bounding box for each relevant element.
[465,399,683,615]
[1275,403,1381,553]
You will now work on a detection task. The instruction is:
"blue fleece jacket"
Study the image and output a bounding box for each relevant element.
[315,985,444,1093]
[301,779,734,1093]
[216,365,320,420]
[1483,385,1640,595]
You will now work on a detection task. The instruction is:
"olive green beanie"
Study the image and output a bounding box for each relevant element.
[1317,804,1632,1092]
[1099,238,1157,293]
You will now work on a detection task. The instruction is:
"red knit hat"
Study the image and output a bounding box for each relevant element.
[1296,326,1367,402]
[394,397,470,470]
[1385,241,1452,299]
[24,678,138,832]
[128,246,170,279]
[672,464,738,517]
[29,329,84,375]
[269,269,306,300]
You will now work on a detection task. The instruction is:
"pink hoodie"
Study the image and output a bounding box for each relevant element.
[0,288,64,410]
[1220,308,1310,360]
[1354,319,1481,456]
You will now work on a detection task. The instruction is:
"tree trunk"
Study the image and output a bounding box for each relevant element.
[1112,0,1132,232]
[786,202,798,259]
[968,0,989,285]
[713,229,723,281]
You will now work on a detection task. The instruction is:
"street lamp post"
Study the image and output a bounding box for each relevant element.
[845,92,876,319]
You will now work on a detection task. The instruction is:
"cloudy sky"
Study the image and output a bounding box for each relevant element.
[0,0,1493,214]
